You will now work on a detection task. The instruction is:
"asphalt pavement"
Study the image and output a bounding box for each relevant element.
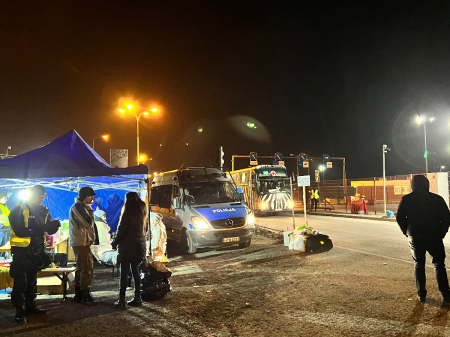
[1,216,450,336]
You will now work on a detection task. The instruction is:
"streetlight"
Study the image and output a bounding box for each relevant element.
[139,154,152,165]
[416,115,434,176]
[92,135,109,150]
[119,102,159,165]
[441,165,445,172]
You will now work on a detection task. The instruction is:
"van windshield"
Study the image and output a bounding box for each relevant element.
[182,182,241,205]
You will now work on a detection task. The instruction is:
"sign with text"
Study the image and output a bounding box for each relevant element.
[297,175,311,187]
[323,154,331,162]
[327,162,332,168]
[110,149,128,168]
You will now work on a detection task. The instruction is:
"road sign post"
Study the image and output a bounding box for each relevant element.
[298,175,310,226]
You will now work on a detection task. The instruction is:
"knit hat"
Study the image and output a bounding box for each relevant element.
[0,191,6,199]
[29,185,47,198]
[94,209,106,218]
[78,187,96,200]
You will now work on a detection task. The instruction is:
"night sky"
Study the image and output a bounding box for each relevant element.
[1,1,450,180]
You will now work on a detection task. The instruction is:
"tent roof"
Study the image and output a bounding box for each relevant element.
[0,129,148,179]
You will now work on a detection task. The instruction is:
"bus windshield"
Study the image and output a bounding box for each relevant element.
[182,182,241,205]
[257,178,291,195]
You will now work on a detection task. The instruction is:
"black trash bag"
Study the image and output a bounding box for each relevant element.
[140,261,172,301]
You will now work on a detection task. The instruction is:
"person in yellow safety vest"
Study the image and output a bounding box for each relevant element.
[8,185,60,324]
[310,187,320,212]
[0,191,10,257]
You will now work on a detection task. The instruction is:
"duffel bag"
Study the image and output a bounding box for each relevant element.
[305,234,333,253]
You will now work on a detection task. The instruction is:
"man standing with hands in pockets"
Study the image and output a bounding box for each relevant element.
[396,175,450,304]
[69,187,99,306]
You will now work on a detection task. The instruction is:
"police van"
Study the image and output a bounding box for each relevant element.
[150,167,255,254]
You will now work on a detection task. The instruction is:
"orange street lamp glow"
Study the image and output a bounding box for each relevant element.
[151,107,158,113]
[119,109,125,113]
[127,104,133,109]
[93,134,110,150]
[143,111,149,116]
[102,135,109,140]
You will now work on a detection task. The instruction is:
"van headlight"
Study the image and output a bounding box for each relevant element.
[191,217,210,230]
[246,213,254,225]
[287,200,294,208]
[260,202,268,209]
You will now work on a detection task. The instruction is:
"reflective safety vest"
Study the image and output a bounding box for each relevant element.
[10,204,48,248]
[310,189,319,200]
[0,204,10,227]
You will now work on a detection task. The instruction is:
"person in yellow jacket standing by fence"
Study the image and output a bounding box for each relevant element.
[0,191,11,257]
[310,187,320,212]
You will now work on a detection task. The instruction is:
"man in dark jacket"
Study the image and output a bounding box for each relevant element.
[9,185,60,323]
[396,175,450,303]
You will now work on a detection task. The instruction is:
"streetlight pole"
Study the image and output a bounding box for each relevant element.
[92,135,108,151]
[382,144,390,215]
[424,122,428,176]
[119,103,158,166]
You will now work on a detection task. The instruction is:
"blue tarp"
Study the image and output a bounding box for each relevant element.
[0,130,149,232]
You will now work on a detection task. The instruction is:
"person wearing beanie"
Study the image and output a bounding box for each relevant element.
[397,175,450,304]
[0,191,11,256]
[69,186,99,306]
[8,185,60,323]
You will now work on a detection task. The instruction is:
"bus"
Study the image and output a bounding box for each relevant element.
[150,167,255,254]
[229,165,293,215]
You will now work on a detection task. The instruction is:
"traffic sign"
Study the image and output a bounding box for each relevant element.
[273,160,285,166]
[299,154,307,161]
[323,154,331,162]
[315,170,320,182]
[275,152,283,161]
[327,162,332,168]
[250,152,258,165]
[298,161,309,168]
[297,175,310,187]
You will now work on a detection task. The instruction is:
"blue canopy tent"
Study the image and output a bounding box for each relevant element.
[0,129,149,232]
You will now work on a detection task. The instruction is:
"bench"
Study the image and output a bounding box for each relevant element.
[37,267,75,300]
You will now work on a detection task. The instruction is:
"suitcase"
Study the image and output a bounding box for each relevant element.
[305,234,333,253]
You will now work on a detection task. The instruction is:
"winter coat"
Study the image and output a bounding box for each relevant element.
[114,204,147,263]
[396,191,450,240]
[69,199,99,247]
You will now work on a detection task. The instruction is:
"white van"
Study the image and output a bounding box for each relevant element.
[150,167,255,254]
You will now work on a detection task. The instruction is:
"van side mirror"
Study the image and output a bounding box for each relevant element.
[236,187,247,204]
[172,198,181,209]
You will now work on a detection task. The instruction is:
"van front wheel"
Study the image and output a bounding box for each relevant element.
[182,229,197,254]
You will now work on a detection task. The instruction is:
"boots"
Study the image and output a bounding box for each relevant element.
[25,301,47,315]
[15,306,26,324]
[127,291,142,307]
[73,287,82,303]
[114,291,126,309]
[81,290,97,306]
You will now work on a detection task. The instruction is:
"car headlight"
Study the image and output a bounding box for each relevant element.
[191,217,210,229]
[287,200,294,208]
[260,202,268,209]
[246,213,254,225]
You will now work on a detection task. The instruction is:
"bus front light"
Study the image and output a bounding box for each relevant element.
[191,217,210,230]
[246,213,254,225]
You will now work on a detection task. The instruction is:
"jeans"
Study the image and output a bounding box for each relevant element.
[0,230,9,258]
[72,246,94,291]
[119,261,140,298]
[409,237,450,298]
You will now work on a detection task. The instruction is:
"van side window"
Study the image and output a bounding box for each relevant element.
[160,185,172,209]
[150,186,160,205]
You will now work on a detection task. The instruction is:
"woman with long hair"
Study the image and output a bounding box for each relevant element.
[113,192,147,308]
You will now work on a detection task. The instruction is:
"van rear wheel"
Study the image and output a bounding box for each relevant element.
[238,240,251,248]
[182,229,197,254]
